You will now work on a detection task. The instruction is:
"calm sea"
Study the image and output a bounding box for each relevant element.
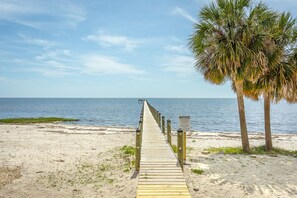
[0,98,296,134]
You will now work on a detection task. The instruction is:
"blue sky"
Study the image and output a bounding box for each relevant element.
[0,0,296,98]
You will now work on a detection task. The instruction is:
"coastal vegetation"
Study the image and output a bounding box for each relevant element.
[38,146,135,191]
[120,145,136,171]
[190,0,297,152]
[206,146,297,157]
[191,168,204,175]
[0,117,79,124]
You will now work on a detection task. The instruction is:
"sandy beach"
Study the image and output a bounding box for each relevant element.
[0,124,297,198]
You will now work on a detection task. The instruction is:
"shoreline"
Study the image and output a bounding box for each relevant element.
[2,122,297,135]
[0,123,296,197]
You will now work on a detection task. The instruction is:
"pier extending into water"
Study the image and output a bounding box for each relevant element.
[135,101,191,198]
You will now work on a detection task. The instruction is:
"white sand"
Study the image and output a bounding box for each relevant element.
[0,124,297,197]
[0,124,136,198]
[186,132,297,198]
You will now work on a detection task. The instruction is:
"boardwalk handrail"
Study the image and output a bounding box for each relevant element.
[135,101,145,171]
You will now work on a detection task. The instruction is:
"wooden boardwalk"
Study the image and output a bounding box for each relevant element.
[136,101,191,198]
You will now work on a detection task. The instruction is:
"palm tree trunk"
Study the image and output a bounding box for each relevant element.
[264,92,273,151]
[235,80,250,152]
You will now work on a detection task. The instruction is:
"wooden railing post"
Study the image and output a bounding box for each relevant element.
[162,116,165,134]
[135,128,141,171]
[139,119,142,130]
[177,128,184,171]
[183,130,186,161]
[156,111,159,124]
[167,120,171,145]
[158,113,161,127]
[140,114,143,122]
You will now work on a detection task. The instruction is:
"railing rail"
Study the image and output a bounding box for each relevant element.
[135,100,144,171]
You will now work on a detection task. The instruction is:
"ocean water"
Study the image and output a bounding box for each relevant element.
[0,98,296,134]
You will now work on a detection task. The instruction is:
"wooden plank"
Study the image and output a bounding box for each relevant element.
[138,185,188,188]
[137,196,191,198]
[138,193,190,196]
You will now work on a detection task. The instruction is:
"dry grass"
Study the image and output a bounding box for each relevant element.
[0,166,22,188]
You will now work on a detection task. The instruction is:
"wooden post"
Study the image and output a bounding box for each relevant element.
[135,128,141,171]
[158,113,161,127]
[179,116,190,161]
[162,116,165,134]
[139,120,143,133]
[177,128,184,171]
[167,120,171,145]
[183,130,186,161]
[140,114,143,122]
[156,111,159,123]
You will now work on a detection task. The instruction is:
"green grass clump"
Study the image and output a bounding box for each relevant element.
[206,145,297,157]
[207,147,244,154]
[120,145,135,155]
[0,117,79,124]
[191,168,204,175]
[119,145,136,172]
[187,147,194,152]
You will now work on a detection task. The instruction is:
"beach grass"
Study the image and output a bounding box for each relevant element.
[191,168,204,175]
[0,117,79,124]
[206,145,297,157]
[119,145,135,171]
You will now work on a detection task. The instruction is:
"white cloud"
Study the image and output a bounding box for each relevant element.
[35,49,71,61]
[19,34,56,49]
[0,76,6,81]
[30,67,72,77]
[26,59,79,77]
[82,55,146,75]
[45,60,77,70]
[172,7,197,23]
[0,0,85,30]
[163,55,195,74]
[83,32,142,51]
[165,44,190,54]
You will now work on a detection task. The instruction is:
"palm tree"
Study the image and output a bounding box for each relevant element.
[284,48,297,103]
[243,12,297,151]
[189,0,275,152]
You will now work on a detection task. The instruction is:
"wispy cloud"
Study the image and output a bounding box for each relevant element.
[83,32,142,51]
[172,7,197,23]
[82,55,146,75]
[35,49,71,61]
[19,34,56,49]
[165,44,190,54]
[162,55,195,74]
[0,76,6,81]
[23,58,79,77]
[0,0,85,30]
[30,67,73,77]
